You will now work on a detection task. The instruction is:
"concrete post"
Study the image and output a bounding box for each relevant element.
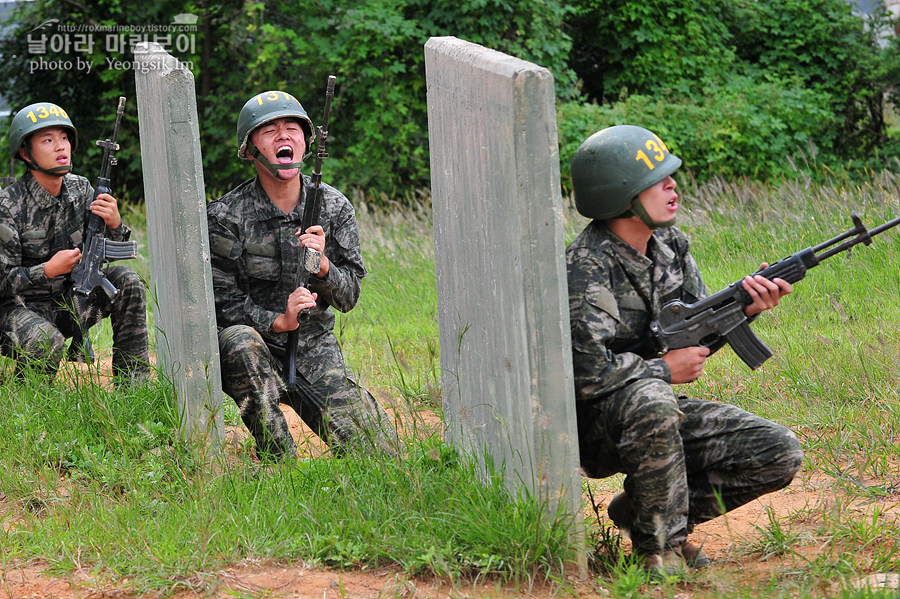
[425,36,585,568]
[133,42,223,447]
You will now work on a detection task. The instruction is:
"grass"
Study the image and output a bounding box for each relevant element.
[1,168,900,597]
[0,375,573,593]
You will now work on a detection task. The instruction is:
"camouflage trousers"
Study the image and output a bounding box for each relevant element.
[577,378,803,554]
[218,324,397,460]
[0,265,149,381]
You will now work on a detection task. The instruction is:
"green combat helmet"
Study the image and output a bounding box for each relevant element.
[571,124,682,228]
[236,90,315,177]
[9,101,78,177]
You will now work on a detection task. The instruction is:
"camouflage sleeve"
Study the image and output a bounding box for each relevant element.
[568,256,671,402]
[106,222,132,242]
[0,199,50,299]
[307,190,365,313]
[207,202,283,342]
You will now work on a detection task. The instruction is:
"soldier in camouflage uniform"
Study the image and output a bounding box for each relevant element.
[207,90,395,460]
[566,125,803,573]
[0,102,149,381]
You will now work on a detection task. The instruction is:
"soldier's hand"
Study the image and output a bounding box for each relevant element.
[662,346,711,384]
[44,248,82,278]
[743,263,792,317]
[272,286,318,333]
[297,225,329,277]
[91,193,123,229]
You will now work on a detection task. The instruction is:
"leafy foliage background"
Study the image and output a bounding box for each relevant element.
[1,0,898,204]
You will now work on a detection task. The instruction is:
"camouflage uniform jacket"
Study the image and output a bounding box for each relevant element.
[207,175,365,384]
[566,220,706,402]
[0,171,131,307]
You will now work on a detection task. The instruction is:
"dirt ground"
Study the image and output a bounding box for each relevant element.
[2,383,899,598]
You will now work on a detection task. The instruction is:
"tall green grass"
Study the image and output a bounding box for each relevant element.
[337,196,441,410]
[1,170,899,597]
[0,375,574,594]
[681,168,900,490]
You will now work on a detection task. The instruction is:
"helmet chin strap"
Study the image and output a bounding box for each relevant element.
[23,147,72,177]
[627,197,676,229]
[248,143,306,178]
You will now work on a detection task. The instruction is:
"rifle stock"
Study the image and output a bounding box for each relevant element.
[651,212,900,369]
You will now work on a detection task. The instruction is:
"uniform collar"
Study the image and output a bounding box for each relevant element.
[598,221,676,269]
[23,171,74,207]
[648,230,676,265]
[252,175,309,222]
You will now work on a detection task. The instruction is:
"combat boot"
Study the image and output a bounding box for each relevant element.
[642,547,686,576]
[607,492,634,531]
[681,541,711,569]
[610,492,712,570]
[642,542,711,576]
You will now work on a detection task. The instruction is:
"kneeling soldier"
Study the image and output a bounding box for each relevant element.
[207,91,396,459]
[0,102,149,382]
[566,125,803,574]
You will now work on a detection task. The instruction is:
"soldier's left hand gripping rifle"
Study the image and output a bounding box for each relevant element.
[284,75,337,389]
[649,212,900,370]
[68,96,138,361]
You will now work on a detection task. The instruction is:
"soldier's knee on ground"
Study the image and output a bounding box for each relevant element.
[766,425,804,490]
[219,324,266,358]
[15,327,66,377]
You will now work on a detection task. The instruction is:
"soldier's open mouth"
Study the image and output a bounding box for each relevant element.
[276,146,293,163]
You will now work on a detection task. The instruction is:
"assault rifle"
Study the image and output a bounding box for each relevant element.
[649,212,900,370]
[68,96,138,361]
[284,75,336,388]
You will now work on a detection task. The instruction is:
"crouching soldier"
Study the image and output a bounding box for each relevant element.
[566,125,804,574]
[207,90,396,460]
[0,102,149,382]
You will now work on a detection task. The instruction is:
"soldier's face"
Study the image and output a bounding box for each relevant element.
[636,176,679,224]
[251,118,307,180]
[22,127,71,171]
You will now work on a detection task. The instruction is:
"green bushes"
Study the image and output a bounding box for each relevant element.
[1,0,898,203]
[557,75,839,189]
[562,0,900,189]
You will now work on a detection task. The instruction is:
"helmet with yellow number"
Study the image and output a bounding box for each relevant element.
[571,125,681,221]
[236,90,314,159]
[10,101,78,160]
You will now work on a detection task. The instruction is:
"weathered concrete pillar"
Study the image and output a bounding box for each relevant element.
[133,42,223,447]
[425,36,585,566]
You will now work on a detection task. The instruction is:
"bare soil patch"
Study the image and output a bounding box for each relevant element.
[4,472,898,599]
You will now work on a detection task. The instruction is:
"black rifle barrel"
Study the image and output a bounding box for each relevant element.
[814,212,900,262]
[97,96,125,180]
[868,214,900,237]
[284,76,337,389]
[68,96,128,362]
